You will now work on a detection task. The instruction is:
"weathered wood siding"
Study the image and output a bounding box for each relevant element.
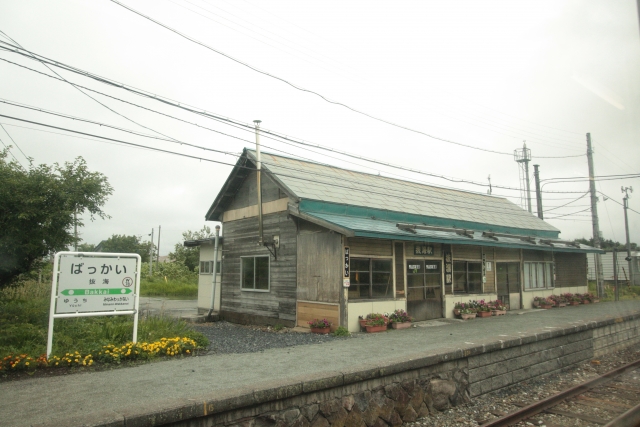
[220,211,297,326]
[296,301,339,331]
[227,171,286,211]
[296,219,342,303]
[452,244,482,260]
[523,250,552,262]
[495,248,520,261]
[555,252,588,288]
[483,247,496,293]
[347,238,392,257]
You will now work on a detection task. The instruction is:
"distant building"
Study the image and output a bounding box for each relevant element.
[587,252,640,286]
[202,148,601,332]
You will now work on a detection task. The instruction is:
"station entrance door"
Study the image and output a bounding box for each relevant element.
[496,262,520,310]
[406,260,443,321]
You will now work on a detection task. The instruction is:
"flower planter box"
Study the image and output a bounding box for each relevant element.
[477,311,492,318]
[540,304,553,309]
[391,322,412,330]
[582,300,590,304]
[556,303,567,308]
[492,310,506,316]
[569,301,580,306]
[460,313,476,320]
[359,319,367,330]
[310,327,330,334]
[365,325,387,333]
[593,299,600,303]
[453,309,461,317]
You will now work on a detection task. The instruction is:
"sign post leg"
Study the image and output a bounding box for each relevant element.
[46,254,61,359]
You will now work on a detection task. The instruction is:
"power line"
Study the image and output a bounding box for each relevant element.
[0,135,25,168]
[0,123,30,165]
[0,113,574,221]
[542,192,589,212]
[598,191,640,216]
[0,56,528,192]
[545,207,592,219]
[541,173,640,182]
[106,1,585,159]
[0,30,180,145]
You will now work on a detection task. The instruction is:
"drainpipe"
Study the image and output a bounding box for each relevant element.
[254,120,263,245]
[208,225,220,319]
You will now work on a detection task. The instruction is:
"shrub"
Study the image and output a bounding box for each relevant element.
[332,326,350,337]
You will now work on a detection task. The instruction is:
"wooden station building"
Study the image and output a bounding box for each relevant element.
[203,149,601,332]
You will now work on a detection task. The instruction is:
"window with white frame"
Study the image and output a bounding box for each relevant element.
[241,256,269,291]
[199,261,221,274]
[524,262,553,289]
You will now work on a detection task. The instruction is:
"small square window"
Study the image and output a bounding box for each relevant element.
[241,256,270,291]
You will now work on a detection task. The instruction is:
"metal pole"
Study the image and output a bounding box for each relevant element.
[614,248,619,301]
[523,144,532,213]
[156,225,161,267]
[149,228,154,277]
[586,133,604,297]
[46,254,61,359]
[533,164,543,219]
[254,120,263,245]
[623,187,634,286]
[208,225,220,318]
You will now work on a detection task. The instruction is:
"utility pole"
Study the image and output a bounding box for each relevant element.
[254,119,263,245]
[533,164,543,219]
[586,133,604,297]
[149,228,154,277]
[622,186,634,286]
[156,225,161,267]
[613,248,619,301]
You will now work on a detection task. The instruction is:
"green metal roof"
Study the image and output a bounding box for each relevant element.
[249,150,560,235]
[296,206,602,254]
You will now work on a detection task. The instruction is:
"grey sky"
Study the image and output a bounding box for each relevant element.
[0,0,638,256]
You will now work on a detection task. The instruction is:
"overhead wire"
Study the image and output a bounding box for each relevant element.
[0,123,30,165]
[0,134,25,168]
[105,1,585,159]
[0,55,531,193]
[0,113,582,220]
[542,192,589,213]
[0,31,182,148]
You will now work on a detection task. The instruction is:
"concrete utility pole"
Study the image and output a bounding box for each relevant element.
[622,186,634,286]
[156,225,161,267]
[514,143,532,213]
[614,248,619,301]
[586,133,604,297]
[533,164,543,219]
[149,228,154,277]
[254,119,264,245]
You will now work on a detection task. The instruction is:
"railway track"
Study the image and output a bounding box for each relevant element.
[483,359,640,427]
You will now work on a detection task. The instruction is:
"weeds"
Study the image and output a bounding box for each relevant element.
[332,326,350,337]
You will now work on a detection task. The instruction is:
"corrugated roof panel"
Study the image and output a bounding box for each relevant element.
[252,150,558,233]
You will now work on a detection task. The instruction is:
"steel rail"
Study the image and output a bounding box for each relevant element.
[483,358,640,427]
[604,401,640,427]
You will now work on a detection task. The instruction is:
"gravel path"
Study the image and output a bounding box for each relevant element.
[192,321,362,354]
[403,343,640,427]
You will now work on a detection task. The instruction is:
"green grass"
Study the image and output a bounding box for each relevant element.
[588,280,640,302]
[0,280,208,359]
[139,277,198,298]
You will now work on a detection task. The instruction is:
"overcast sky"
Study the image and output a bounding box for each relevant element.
[1,0,638,256]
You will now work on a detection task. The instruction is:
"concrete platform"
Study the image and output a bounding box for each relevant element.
[2,301,640,427]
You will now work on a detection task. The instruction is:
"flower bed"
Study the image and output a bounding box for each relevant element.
[0,337,199,372]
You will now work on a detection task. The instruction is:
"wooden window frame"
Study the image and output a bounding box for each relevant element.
[240,256,270,292]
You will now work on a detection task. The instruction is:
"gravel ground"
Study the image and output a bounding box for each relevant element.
[192,321,360,354]
[403,343,640,427]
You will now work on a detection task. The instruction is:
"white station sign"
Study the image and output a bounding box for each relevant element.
[56,255,138,313]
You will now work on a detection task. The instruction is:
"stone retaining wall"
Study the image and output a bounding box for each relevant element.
[153,313,640,427]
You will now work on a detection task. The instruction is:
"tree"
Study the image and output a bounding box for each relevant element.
[77,242,96,252]
[576,237,637,251]
[169,226,215,272]
[0,150,113,287]
[99,234,154,263]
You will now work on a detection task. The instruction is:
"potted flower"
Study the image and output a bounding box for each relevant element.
[476,303,492,318]
[569,294,581,306]
[460,308,476,320]
[365,313,388,333]
[490,300,507,316]
[358,315,367,330]
[308,318,331,334]
[453,302,466,317]
[533,296,551,309]
[389,309,413,329]
[549,294,566,308]
[583,292,599,303]
[579,293,590,304]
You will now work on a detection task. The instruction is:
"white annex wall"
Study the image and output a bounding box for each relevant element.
[197,243,222,312]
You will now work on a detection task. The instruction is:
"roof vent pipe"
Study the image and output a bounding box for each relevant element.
[254,120,263,245]
[207,224,220,319]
